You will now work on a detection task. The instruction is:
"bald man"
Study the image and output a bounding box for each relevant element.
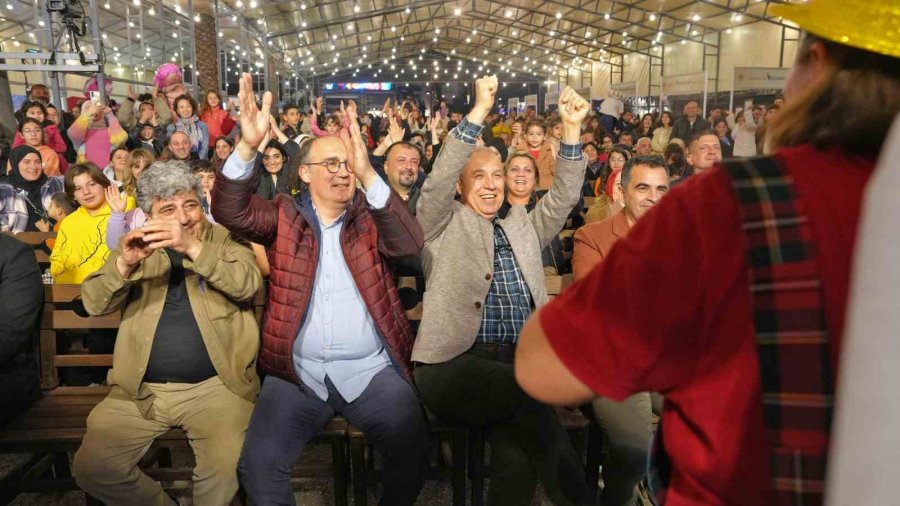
[411,76,599,505]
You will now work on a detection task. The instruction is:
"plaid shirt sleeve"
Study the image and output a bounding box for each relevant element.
[0,186,29,233]
[450,117,484,145]
[559,142,584,161]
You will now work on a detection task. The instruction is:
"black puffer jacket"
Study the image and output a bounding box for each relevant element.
[0,234,42,425]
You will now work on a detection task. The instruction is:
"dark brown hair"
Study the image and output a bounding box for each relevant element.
[173,94,199,118]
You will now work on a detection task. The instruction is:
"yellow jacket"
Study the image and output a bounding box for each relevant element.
[50,199,134,284]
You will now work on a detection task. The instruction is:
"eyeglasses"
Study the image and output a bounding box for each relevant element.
[307,159,350,174]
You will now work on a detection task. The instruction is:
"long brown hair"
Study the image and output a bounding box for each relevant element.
[769,33,900,157]
[198,90,224,116]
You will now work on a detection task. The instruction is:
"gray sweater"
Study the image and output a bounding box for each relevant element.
[411,133,585,364]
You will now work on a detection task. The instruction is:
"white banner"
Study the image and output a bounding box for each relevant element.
[574,87,592,101]
[508,98,519,113]
[524,94,537,108]
[610,81,639,97]
[733,67,789,91]
[545,91,559,108]
[660,71,708,97]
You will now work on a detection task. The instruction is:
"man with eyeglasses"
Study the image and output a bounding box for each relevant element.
[212,74,429,506]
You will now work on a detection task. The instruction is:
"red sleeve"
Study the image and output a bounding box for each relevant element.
[539,173,720,401]
[221,112,236,136]
[44,124,67,155]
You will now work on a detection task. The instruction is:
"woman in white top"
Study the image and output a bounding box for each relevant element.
[725,108,759,157]
[651,111,675,154]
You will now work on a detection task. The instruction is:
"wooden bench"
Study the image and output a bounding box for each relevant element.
[2,266,582,504]
[4,231,55,267]
[0,283,351,505]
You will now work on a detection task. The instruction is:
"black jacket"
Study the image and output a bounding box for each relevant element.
[0,234,43,425]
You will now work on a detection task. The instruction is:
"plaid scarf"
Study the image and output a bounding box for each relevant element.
[650,156,833,505]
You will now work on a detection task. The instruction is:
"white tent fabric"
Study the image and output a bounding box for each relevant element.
[826,114,900,504]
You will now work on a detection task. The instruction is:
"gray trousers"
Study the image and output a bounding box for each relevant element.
[590,392,662,506]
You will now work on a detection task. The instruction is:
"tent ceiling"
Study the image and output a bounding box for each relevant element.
[0,0,801,88]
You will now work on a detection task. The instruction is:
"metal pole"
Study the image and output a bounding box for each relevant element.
[158,0,166,70]
[729,66,735,112]
[87,0,106,103]
[214,0,221,92]
[187,0,198,97]
[125,5,132,77]
[43,5,63,109]
[138,5,145,80]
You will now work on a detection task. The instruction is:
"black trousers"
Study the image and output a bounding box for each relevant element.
[415,345,598,506]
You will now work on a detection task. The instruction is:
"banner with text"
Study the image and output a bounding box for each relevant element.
[732,67,788,91]
[610,81,639,97]
[660,72,707,97]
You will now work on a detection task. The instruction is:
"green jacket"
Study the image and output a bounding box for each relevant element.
[82,220,262,418]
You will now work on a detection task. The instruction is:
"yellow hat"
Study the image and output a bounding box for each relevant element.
[770,0,900,59]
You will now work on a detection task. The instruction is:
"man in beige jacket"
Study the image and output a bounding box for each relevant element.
[74,161,261,506]
[412,76,597,506]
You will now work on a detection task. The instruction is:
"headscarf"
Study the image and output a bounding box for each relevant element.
[8,145,47,229]
[175,115,203,151]
[8,145,45,194]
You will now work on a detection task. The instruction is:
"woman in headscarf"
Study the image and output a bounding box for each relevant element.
[16,118,61,176]
[1,145,64,233]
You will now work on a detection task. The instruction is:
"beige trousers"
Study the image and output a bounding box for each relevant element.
[73,376,253,506]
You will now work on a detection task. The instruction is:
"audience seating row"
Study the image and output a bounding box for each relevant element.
[0,231,596,505]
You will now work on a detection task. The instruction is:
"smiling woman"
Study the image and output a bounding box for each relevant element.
[2,145,64,233]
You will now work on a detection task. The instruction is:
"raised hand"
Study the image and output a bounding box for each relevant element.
[387,115,406,144]
[558,87,590,144]
[429,112,441,132]
[382,98,391,113]
[105,184,128,213]
[235,72,273,162]
[127,84,137,101]
[116,228,153,277]
[339,100,377,189]
[468,75,498,124]
[141,217,202,260]
[83,100,101,118]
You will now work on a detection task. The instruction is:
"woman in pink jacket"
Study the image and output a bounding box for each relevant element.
[67,100,128,168]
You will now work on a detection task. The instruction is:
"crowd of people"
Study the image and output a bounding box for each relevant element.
[0,0,897,504]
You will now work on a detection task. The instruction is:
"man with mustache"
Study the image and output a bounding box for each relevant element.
[412,76,597,505]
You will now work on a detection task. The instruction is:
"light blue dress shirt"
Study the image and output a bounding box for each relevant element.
[222,152,393,402]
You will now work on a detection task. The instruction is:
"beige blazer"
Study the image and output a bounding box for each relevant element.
[412,134,585,364]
